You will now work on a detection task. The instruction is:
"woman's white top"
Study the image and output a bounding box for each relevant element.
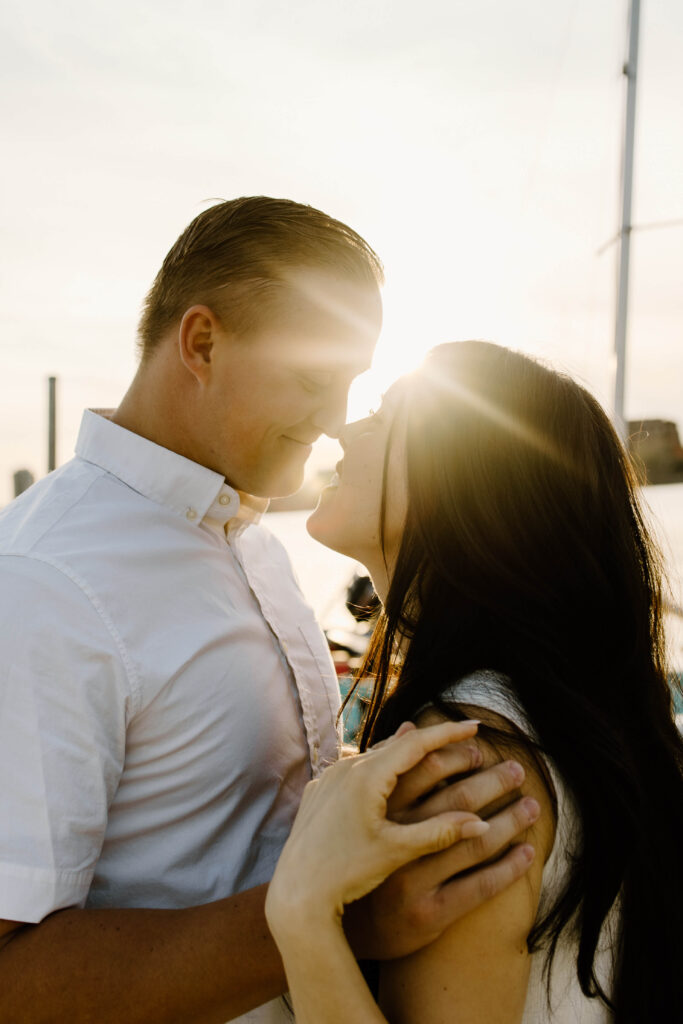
[441,671,617,1023]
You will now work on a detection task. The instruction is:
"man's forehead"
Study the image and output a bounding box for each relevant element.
[272,266,381,340]
[270,337,373,377]
[280,265,380,328]
[260,266,381,376]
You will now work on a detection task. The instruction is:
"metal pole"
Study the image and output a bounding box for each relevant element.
[13,469,35,496]
[613,0,640,443]
[48,376,57,472]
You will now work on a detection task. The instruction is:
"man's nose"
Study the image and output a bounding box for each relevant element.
[311,391,349,440]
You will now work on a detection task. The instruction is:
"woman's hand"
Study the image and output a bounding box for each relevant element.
[265,720,489,940]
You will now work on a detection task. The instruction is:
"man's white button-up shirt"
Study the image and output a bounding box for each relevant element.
[0,411,341,978]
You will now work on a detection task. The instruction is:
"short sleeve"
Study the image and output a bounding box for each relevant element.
[0,555,132,922]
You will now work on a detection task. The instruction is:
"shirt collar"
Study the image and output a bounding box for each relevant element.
[75,409,268,528]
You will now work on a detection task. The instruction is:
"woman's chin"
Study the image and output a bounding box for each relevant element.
[307,490,338,546]
[306,489,354,558]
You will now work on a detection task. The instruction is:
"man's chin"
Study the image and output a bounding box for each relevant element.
[225,455,307,500]
[255,469,306,500]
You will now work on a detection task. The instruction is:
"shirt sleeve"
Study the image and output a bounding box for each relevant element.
[0,555,132,923]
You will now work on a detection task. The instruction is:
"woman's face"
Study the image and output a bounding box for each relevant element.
[306,381,409,570]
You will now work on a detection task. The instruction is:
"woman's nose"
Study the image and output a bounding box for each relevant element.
[338,416,368,450]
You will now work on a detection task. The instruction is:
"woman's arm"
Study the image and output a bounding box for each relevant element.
[265,720,495,1024]
[378,708,556,1024]
[267,910,387,1024]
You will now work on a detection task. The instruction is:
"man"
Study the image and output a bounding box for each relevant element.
[0,198,537,1023]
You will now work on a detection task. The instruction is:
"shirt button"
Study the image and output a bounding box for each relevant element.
[219,494,231,506]
[186,507,197,521]
[312,747,319,766]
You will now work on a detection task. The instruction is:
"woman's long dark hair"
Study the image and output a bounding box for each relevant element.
[354,342,683,1021]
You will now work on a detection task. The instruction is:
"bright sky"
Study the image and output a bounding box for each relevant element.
[1,0,682,503]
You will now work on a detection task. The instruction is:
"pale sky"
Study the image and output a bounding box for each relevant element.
[1,0,682,503]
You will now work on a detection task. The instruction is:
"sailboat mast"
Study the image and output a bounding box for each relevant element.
[613,0,641,442]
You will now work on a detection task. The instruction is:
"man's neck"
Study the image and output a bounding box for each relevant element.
[112,360,201,467]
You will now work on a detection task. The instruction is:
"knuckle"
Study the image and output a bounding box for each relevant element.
[466,744,484,770]
[514,798,534,831]
[478,868,499,904]
[449,781,474,812]
[433,823,457,853]
[422,751,444,781]
[508,848,529,881]
[382,864,411,902]
[465,832,489,862]
[430,886,450,926]
[406,894,434,932]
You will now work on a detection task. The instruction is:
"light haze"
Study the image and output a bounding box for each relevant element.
[1,0,682,503]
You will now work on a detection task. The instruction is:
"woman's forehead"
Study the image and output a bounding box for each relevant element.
[381,376,412,409]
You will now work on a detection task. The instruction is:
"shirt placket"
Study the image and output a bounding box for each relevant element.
[227,527,328,778]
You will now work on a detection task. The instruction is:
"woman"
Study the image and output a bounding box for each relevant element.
[265,342,683,1023]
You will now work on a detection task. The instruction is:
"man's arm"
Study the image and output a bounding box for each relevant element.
[0,887,283,1024]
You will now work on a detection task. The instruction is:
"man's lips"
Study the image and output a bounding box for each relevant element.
[282,435,316,450]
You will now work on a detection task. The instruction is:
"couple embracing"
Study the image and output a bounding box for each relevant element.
[0,197,681,1023]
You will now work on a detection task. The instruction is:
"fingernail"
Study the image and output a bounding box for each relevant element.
[522,797,540,820]
[520,843,535,863]
[462,719,481,726]
[508,761,525,785]
[461,819,490,838]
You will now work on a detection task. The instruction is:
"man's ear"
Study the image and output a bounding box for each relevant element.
[178,305,222,383]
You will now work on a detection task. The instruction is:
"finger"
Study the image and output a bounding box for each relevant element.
[396,759,525,824]
[388,741,485,815]
[390,810,491,864]
[402,795,540,889]
[432,843,536,923]
[371,721,417,752]
[395,721,417,738]
[366,720,480,794]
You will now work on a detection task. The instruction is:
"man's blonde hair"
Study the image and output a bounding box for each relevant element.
[137,196,384,359]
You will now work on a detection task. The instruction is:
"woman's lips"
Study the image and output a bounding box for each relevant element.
[328,460,344,487]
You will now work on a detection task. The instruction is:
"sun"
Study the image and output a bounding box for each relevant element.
[346,289,437,423]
